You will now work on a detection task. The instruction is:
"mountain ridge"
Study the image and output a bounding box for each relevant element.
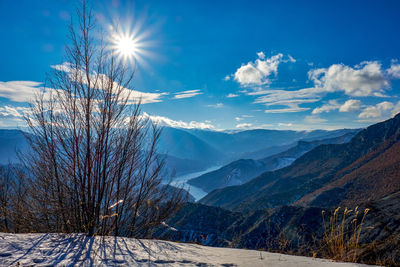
[199,113,400,212]
[187,131,358,193]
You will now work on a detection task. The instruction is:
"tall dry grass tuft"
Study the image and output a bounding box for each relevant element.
[321,206,369,262]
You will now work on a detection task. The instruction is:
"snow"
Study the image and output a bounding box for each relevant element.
[0,233,374,266]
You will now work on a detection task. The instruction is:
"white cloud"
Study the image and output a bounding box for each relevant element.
[224,75,231,81]
[51,62,165,104]
[264,106,310,113]
[241,60,400,114]
[0,106,30,119]
[0,81,43,102]
[304,115,327,124]
[51,62,73,72]
[312,99,362,114]
[278,123,293,127]
[288,55,296,63]
[392,101,400,116]
[339,99,361,112]
[262,99,320,107]
[1,65,166,108]
[387,63,400,79]
[226,93,239,98]
[248,87,323,113]
[116,86,165,104]
[233,53,284,86]
[207,103,224,108]
[257,52,265,59]
[235,115,253,121]
[0,81,65,106]
[256,123,274,128]
[358,101,394,119]
[308,61,389,97]
[173,89,202,99]
[142,112,215,130]
[236,123,253,128]
[250,87,324,104]
[356,101,400,122]
[312,100,340,114]
[228,58,400,116]
[0,105,31,128]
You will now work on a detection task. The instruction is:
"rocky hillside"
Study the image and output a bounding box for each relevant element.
[155,191,400,265]
[188,131,357,193]
[200,113,400,212]
[187,159,267,193]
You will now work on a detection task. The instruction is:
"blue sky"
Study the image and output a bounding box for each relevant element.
[1,0,400,130]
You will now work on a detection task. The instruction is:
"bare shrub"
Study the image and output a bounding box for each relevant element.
[18,1,186,237]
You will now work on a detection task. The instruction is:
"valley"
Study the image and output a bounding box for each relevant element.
[1,1,400,265]
[170,165,222,201]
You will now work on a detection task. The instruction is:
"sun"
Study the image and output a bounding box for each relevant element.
[107,18,155,67]
[114,33,138,59]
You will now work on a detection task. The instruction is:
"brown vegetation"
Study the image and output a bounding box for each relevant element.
[0,1,185,237]
[320,206,369,262]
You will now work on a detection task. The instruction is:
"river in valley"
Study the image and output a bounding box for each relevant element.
[171,165,222,201]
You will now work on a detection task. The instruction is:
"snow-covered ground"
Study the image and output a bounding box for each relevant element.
[0,233,374,266]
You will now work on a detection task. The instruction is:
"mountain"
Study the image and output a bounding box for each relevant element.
[188,159,267,193]
[296,125,400,208]
[0,127,359,177]
[239,143,295,161]
[155,191,400,265]
[187,131,357,193]
[155,202,323,250]
[161,184,196,203]
[260,131,356,170]
[158,127,224,163]
[200,113,400,212]
[163,154,211,176]
[0,129,29,165]
[0,128,216,176]
[187,128,359,161]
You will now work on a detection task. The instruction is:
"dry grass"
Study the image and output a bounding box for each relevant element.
[321,206,369,262]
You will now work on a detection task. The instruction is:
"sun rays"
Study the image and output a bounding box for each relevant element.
[108,17,156,68]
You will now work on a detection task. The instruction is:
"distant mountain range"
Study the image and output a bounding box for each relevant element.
[186,128,361,161]
[199,113,400,212]
[0,126,360,178]
[0,129,29,165]
[187,131,358,193]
